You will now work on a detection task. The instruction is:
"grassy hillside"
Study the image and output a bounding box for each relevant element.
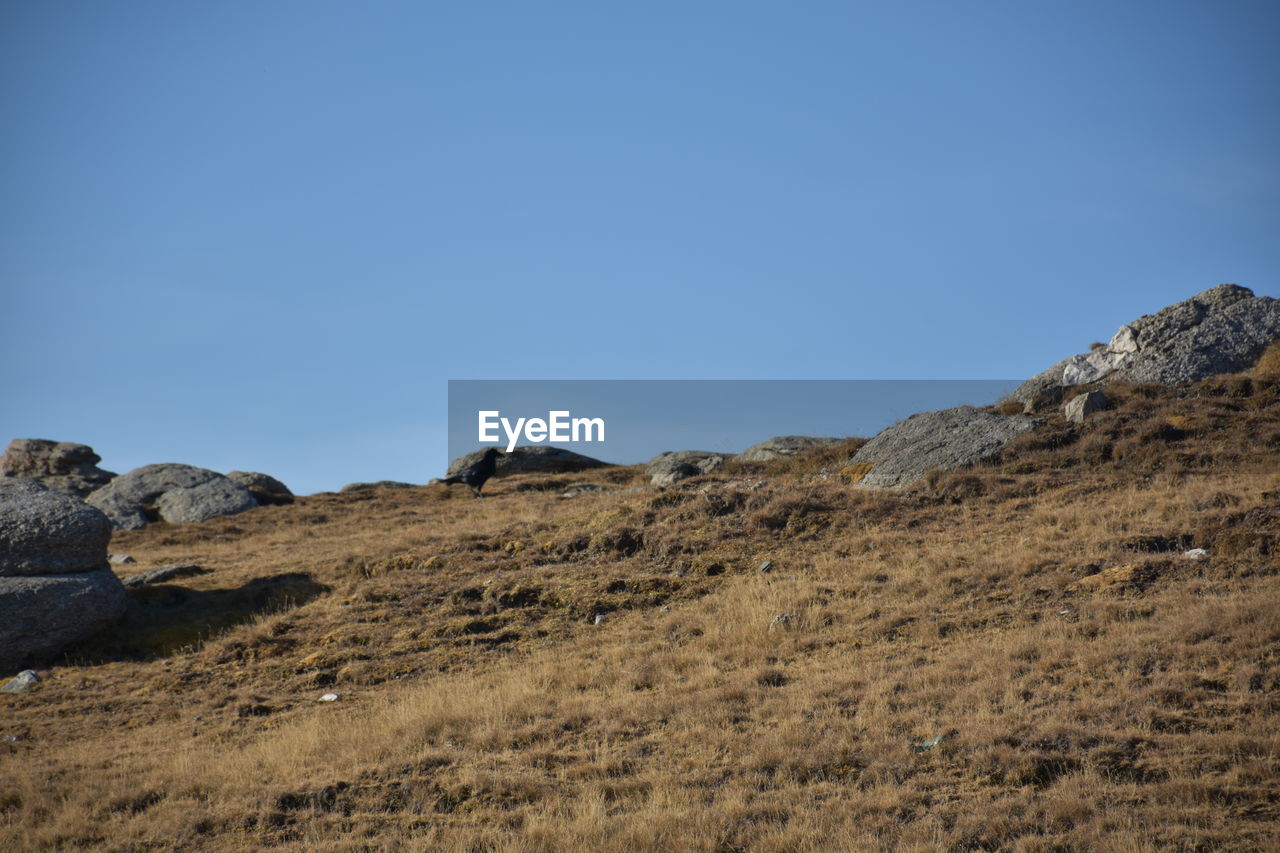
[3,365,1280,851]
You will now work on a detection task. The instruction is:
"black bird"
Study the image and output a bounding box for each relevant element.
[438,448,503,497]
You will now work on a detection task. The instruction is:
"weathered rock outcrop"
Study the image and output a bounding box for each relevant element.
[646,451,731,487]
[0,479,113,575]
[1064,391,1109,425]
[0,439,116,498]
[0,480,126,672]
[226,471,294,505]
[849,407,1039,490]
[446,446,610,478]
[738,436,843,462]
[1007,284,1280,410]
[86,464,257,530]
[154,478,258,524]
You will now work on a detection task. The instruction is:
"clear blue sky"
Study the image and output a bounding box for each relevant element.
[3,1,1277,494]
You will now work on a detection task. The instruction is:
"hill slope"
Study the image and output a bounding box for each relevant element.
[3,369,1280,851]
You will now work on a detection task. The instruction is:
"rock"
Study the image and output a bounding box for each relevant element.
[446,446,610,478]
[120,563,208,589]
[758,560,774,574]
[650,461,700,487]
[849,406,1040,490]
[0,439,116,498]
[593,614,607,625]
[340,481,419,493]
[1,669,40,693]
[1007,285,1280,408]
[738,436,843,462]
[0,568,128,672]
[646,451,731,487]
[560,484,609,498]
[154,478,257,524]
[1184,548,1209,560]
[108,554,135,565]
[86,464,256,529]
[226,471,294,505]
[318,692,339,702]
[0,480,113,576]
[1064,390,1109,425]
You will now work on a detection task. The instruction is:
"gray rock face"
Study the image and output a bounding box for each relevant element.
[2,670,41,693]
[850,406,1040,490]
[86,464,257,529]
[646,451,731,487]
[0,480,113,576]
[1008,285,1280,408]
[0,569,128,672]
[0,480,127,672]
[154,478,257,524]
[0,439,116,498]
[226,471,294,505]
[738,436,843,462]
[120,563,207,589]
[446,446,610,478]
[1064,391,1109,425]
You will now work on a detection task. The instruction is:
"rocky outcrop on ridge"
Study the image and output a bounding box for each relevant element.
[446,446,610,479]
[738,436,843,462]
[0,479,127,672]
[0,439,116,498]
[848,407,1040,490]
[226,471,294,506]
[1007,284,1280,410]
[86,464,257,530]
[646,451,732,487]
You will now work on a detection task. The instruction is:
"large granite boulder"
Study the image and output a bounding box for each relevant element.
[0,480,126,672]
[0,439,116,498]
[154,478,258,524]
[226,471,294,505]
[1007,285,1280,410]
[0,479,113,575]
[849,406,1040,490]
[446,446,610,478]
[738,436,843,462]
[646,451,732,487]
[0,570,128,672]
[86,464,256,530]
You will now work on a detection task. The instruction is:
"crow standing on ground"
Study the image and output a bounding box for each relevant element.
[438,447,503,497]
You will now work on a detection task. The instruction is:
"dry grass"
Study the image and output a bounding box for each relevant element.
[2,375,1279,851]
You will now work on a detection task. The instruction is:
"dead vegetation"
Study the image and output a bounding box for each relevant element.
[2,368,1279,851]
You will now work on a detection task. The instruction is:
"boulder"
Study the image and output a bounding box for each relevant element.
[340,481,419,492]
[154,478,258,524]
[738,436,843,462]
[646,451,731,487]
[0,569,128,672]
[120,563,207,589]
[2,670,41,693]
[446,446,610,478]
[226,471,294,505]
[1007,285,1280,409]
[0,481,126,672]
[849,406,1040,490]
[86,464,256,529]
[0,439,116,498]
[0,480,113,576]
[1064,391,1109,425]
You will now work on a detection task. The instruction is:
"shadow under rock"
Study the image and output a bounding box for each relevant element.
[63,572,329,663]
